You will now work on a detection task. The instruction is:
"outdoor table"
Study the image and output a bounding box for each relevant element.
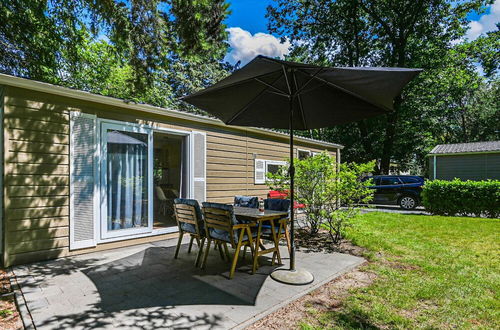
[233,206,288,273]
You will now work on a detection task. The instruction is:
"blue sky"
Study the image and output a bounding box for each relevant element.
[223,0,499,66]
[224,0,273,35]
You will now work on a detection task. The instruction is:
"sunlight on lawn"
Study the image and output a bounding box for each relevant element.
[301,212,500,329]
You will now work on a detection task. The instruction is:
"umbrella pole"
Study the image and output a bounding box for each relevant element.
[270,72,314,285]
[289,96,296,271]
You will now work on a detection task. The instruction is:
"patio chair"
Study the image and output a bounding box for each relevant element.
[173,198,206,267]
[234,195,258,208]
[261,198,292,255]
[201,202,256,279]
[155,186,168,215]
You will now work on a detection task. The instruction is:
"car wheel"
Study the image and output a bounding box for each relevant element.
[399,195,417,210]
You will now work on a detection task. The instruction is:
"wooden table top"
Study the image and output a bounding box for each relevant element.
[233,206,288,222]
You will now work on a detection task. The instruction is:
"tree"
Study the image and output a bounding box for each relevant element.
[267,0,495,174]
[0,0,231,104]
[266,152,374,240]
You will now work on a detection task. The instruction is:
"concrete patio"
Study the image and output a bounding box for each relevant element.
[12,238,364,329]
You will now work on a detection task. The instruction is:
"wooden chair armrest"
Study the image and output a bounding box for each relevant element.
[233,223,255,229]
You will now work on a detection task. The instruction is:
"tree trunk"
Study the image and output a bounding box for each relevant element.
[380,36,406,174]
[357,120,381,172]
[380,96,401,174]
[461,110,468,142]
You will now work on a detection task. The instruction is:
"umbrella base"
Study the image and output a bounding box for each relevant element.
[270,268,314,285]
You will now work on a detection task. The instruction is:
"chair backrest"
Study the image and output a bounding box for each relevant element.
[264,198,291,213]
[234,195,258,208]
[202,202,238,244]
[174,198,204,235]
[156,186,167,201]
[164,189,179,199]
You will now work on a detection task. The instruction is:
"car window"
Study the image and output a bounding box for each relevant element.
[399,177,420,184]
[380,177,401,185]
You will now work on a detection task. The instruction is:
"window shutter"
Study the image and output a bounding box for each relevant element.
[69,112,97,250]
[192,131,206,203]
[255,159,266,184]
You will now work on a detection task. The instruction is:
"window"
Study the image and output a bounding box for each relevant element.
[267,161,284,175]
[255,159,287,184]
[399,177,421,184]
[380,177,402,185]
[298,149,311,160]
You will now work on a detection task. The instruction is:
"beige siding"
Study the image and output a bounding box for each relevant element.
[3,88,71,266]
[2,86,338,266]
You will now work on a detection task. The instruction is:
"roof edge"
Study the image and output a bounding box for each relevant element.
[426,150,500,157]
[0,73,343,150]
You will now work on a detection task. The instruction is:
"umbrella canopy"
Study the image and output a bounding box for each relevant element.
[183,55,421,284]
[183,55,422,129]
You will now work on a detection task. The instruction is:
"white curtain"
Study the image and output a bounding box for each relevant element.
[107,130,148,230]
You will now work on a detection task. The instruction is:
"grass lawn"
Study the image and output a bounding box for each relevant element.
[300,212,500,329]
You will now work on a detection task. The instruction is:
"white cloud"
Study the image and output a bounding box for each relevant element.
[224,27,291,65]
[465,0,500,40]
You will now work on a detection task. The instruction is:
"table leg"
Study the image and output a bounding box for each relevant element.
[252,222,263,274]
[270,219,282,265]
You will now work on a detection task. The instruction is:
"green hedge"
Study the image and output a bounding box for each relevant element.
[422,179,500,218]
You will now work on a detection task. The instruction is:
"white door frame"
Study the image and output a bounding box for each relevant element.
[99,121,154,240]
[96,119,193,243]
[151,126,193,235]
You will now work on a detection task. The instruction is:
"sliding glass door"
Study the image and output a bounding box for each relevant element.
[100,122,153,239]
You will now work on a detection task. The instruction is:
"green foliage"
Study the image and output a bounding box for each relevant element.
[321,161,375,243]
[0,0,231,104]
[0,309,14,318]
[267,152,374,242]
[422,179,500,218]
[267,0,499,174]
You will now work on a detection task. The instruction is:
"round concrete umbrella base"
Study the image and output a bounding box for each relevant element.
[270,268,314,285]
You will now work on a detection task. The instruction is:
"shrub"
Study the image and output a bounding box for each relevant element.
[266,152,374,242]
[422,179,500,218]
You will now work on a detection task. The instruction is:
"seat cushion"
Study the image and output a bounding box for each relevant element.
[260,224,286,235]
[174,198,205,235]
[209,228,257,243]
[180,223,198,234]
[234,195,258,208]
[264,198,291,213]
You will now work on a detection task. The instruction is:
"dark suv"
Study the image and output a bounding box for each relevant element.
[363,175,424,210]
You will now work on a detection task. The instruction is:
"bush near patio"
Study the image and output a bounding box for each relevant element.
[266,152,374,243]
[422,179,500,218]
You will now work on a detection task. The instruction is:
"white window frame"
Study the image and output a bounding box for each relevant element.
[297,149,311,160]
[255,159,287,185]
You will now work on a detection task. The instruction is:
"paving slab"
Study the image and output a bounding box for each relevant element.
[13,237,364,329]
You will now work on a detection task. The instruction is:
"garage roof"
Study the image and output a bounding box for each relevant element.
[429,141,500,155]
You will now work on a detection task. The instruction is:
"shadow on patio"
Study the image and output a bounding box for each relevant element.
[23,242,279,329]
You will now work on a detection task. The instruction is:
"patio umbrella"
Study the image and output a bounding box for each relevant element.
[183,55,421,285]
